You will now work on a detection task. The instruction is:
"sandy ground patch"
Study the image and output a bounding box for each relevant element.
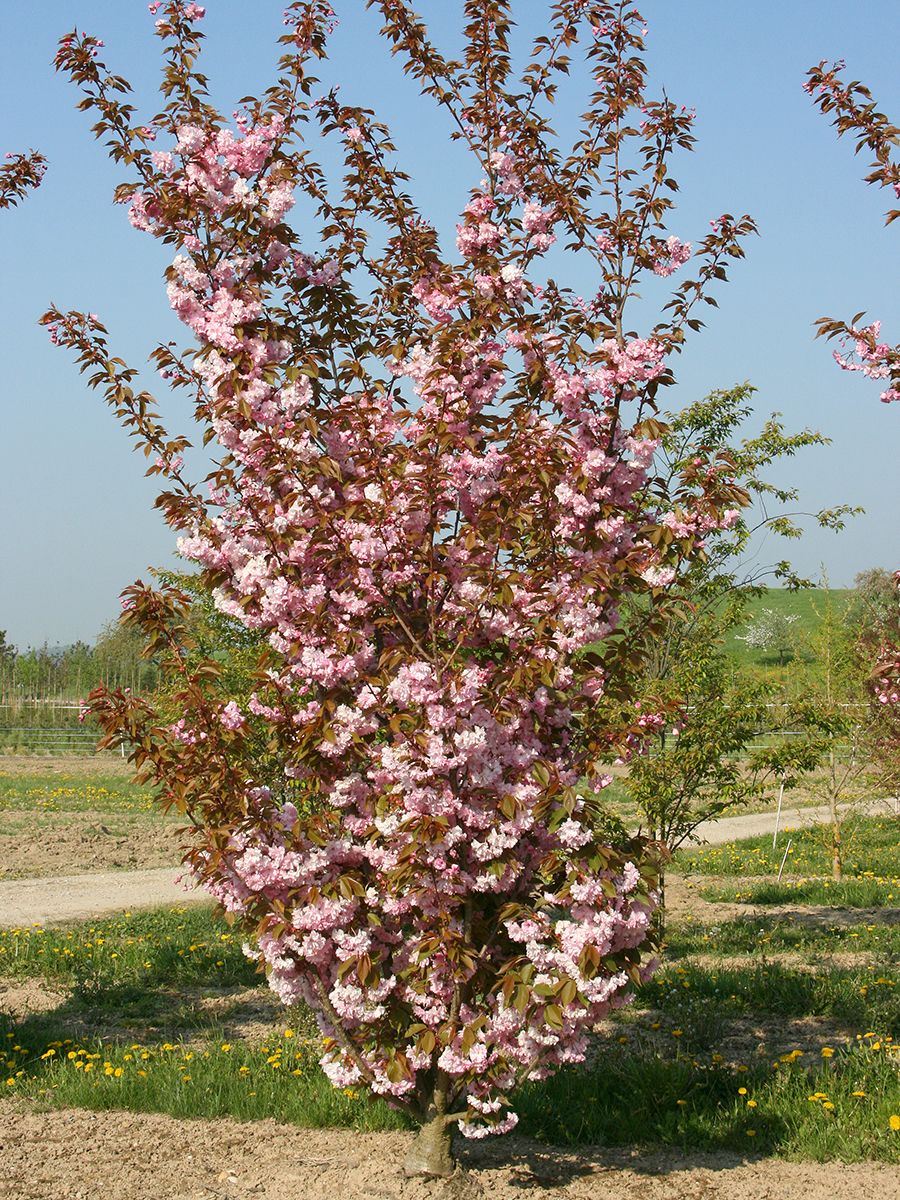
[0,976,67,1017]
[1,1100,898,1200]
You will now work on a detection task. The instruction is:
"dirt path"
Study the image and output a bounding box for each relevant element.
[686,796,898,846]
[2,1100,898,1200]
[1,799,896,928]
[0,866,199,927]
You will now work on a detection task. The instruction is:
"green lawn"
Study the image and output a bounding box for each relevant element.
[701,878,900,908]
[665,915,900,959]
[2,897,900,1161]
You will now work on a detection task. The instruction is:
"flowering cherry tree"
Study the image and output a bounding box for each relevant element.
[47,1,753,1175]
[0,149,47,211]
[806,61,900,726]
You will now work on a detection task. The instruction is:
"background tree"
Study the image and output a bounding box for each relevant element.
[614,385,856,902]
[623,624,801,930]
[736,608,801,668]
[782,590,880,881]
[0,631,14,666]
[49,2,756,1175]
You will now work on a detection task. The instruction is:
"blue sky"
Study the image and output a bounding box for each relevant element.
[1,1,898,648]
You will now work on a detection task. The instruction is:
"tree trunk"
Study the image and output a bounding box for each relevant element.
[831,821,843,882]
[652,865,667,940]
[828,750,842,881]
[403,1113,455,1178]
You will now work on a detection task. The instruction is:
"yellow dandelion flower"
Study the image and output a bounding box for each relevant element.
[820,1047,834,1058]
[890,1115,900,1132]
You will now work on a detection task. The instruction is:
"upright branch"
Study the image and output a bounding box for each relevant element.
[806,59,900,737]
[48,1,756,1173]
[805,61,900,405]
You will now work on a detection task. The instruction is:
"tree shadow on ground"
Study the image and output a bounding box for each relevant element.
[458,1135,769,1190]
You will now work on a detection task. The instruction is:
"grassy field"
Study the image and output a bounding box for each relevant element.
[2,902,899,1160]
[701,877,900,907]
[676,814,900,909]
[722,587,853,667]
[1,758,897,1161]
[0,769,155,815]
[2,812,900,1163]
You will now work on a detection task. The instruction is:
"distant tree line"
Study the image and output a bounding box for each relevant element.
[0,622,160,703]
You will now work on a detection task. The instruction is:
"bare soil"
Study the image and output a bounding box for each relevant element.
[2,1099,899,1200]
[0,756,135,777]
[0,809,183,881]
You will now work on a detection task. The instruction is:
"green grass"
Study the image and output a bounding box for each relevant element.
[702,878,900,908]
[515,1046,900,1160]
[665,916,900,959]
[0,771,158,815]
[3,903,900,1160]
[674,816,900,879]
[3,1018,898,1161]
[1,1019,409,1132]
[0,906,258,994]
[639,962,900,1037]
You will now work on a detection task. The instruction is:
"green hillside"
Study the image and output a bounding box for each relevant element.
[724,587,853,666]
